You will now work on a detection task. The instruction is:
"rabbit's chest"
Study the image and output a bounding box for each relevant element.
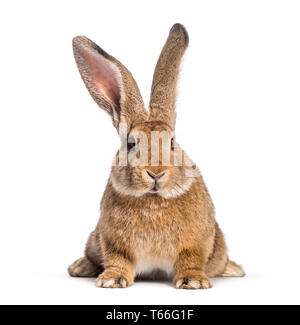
[133,227,177,277]
[130,211,182,277]
[131,212,181,252]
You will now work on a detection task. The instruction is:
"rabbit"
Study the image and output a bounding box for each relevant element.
[68,23,245,289]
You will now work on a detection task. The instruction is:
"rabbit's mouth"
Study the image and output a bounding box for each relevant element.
[149,183,160,193]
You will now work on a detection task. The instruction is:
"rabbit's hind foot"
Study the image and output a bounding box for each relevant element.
[220,260,246,277]
[68,256,102,277]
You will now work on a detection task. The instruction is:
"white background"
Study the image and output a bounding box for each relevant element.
[0,0,300,305]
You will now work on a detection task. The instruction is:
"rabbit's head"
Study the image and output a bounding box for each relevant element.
[73,24,198,199]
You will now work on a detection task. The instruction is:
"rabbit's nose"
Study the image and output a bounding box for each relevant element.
[146,171,166,181]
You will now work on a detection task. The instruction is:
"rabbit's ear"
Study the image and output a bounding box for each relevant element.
[73,36,148,131]
[149,24,189,128]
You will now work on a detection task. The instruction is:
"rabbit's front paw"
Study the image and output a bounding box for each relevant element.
[175,276,212,290]
[96,271,130,288]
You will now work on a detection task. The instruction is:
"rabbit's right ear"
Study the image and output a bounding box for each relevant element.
[73,36,148,131]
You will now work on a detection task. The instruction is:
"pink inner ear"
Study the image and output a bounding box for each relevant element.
[84,49,121,111]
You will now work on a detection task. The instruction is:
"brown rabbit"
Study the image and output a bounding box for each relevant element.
[68,24,245,289]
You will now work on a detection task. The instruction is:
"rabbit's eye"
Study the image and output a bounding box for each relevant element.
[171,137,175,151]
[128,137,136,151]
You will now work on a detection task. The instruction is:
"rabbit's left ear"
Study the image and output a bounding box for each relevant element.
[73,36,148,131]
[149,24,189,129]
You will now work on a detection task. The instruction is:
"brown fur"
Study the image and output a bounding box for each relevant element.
[68,24,245,289]
[149,23,189,128]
